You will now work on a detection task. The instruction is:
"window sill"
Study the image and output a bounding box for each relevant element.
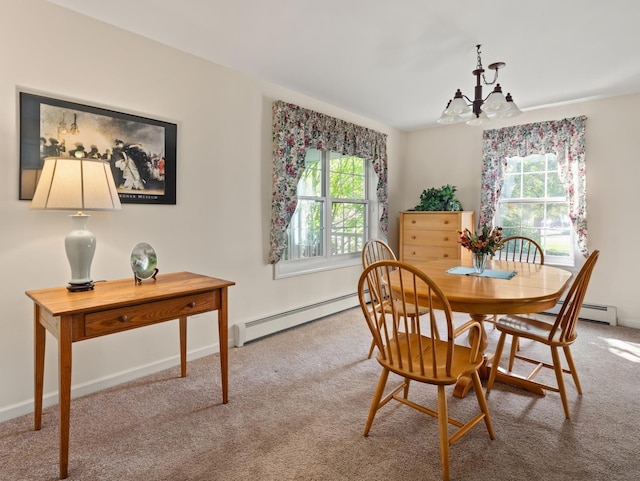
[274,254,360,279]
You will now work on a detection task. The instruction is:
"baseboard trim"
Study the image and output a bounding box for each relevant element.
[0,345,217,424]
[233,293,359,346]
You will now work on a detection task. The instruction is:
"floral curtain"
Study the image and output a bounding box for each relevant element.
[480,116,588,257]
[270,101,388,264]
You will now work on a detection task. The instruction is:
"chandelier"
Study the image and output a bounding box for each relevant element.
[57,112,80,139]
[438,45,521,126]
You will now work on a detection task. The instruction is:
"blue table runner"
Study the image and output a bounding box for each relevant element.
[446,266,517,280]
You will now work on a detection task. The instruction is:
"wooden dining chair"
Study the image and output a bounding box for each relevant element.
[358,260,495,481]
[361,239,430,358]
[486,250,599,419]
[489,236,545,350]
[494,235,545,264]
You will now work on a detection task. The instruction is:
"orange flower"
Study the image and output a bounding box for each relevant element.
[458,225,503,255]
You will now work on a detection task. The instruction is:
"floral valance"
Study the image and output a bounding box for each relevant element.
[269,100,388,264]
[480,116,588,256]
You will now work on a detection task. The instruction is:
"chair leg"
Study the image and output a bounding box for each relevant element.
[437,385,450,481]
[508,336,520,372]
[551,347,571,419]
[563,345,582,394]
[364,368,389,436]
[487,332,507,393]
[403,377,411,399]
[472,371,495,439]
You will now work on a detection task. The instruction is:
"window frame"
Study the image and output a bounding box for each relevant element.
[274,150,377,278]
[496,153,576,267]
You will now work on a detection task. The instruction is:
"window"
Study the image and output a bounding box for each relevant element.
[275,149,374,277]
[495,153,574,266]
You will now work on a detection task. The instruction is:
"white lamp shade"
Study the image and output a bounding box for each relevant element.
[437,112,464,124]
[30,157,121,291]
[466,111,491,126]
[494,99,522,118]
[482,90,508,112]
[448,96,471,115]
[31,157,121,211]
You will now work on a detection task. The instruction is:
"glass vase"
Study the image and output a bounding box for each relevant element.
[473,252,488,274]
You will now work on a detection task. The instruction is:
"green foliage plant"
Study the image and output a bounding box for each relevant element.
[414,184,463,211]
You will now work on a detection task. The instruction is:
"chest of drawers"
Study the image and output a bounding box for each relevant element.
[399,211,474,262]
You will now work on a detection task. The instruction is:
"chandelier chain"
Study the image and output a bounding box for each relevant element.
[476,45,499,86]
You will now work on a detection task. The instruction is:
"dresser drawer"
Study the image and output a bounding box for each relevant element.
[403,228,459,248]
[84,292,220,337]
[402,212,462,230]
[402,245,459,262]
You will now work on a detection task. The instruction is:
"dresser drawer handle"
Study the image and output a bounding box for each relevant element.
[444,220,449,224]
[411,220,416,224]
[188,301,196,308]
[443,237,448,241]
[412,236,416,240]
[119,315,129,323]
[443,253,449,258]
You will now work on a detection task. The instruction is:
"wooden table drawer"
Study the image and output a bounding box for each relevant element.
[84,291,220,337]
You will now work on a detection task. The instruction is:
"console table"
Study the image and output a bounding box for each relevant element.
[26,271,235,479]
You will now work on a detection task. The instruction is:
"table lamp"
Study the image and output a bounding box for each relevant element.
[31,157,122,291]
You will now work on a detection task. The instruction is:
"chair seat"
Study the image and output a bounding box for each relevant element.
[382,299,429,317]
[379,333,483,385]
[495,314,577,345]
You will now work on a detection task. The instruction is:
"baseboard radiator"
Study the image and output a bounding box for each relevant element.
[233,293,359,346]
[542,301,618,326]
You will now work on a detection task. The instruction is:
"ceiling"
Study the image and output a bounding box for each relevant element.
[48,0,640,131]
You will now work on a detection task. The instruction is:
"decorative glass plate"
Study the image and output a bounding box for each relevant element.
[130,242,158,282]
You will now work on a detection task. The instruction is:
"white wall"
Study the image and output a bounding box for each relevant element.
[398,95,640,328]
[0,1,405,420]
[1,1,636,423]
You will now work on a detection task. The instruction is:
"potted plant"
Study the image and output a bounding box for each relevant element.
[414,184,463,211]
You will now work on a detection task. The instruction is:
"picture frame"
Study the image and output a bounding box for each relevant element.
[20,92,177,204]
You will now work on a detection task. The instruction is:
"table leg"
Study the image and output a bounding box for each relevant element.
[219,287,229,404]
[58,316,73,479]
[453,314,489,399]
[34,305,45,431]
[179,317,187,377]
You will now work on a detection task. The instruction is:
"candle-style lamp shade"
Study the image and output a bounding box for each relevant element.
[31,157,122,291]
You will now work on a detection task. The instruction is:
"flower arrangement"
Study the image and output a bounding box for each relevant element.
[458,225,504,256]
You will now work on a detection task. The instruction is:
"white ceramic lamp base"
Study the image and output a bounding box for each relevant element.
[65,213,96,292]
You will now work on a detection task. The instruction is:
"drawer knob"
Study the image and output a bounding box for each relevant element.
[443,253,449,258]
[411,220,416,224]
[119,315,129,323]
[188,301,196,308]
[412,236,416,240]
[444,220,449,224]
[443,237,448,241]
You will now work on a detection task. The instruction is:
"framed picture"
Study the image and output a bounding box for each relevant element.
[20,92,177,204]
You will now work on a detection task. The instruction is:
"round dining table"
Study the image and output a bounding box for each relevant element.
[388,257,573,398]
